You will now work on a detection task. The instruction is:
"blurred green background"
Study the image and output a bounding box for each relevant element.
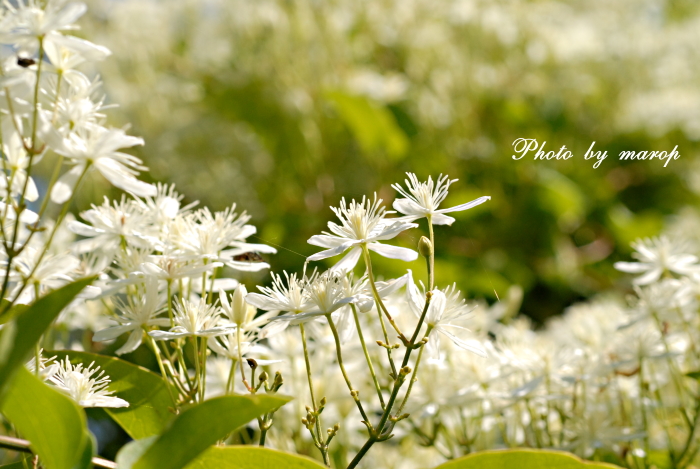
[77,0,700,322]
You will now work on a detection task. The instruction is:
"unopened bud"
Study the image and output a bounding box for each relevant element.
[418,236,433,258]
[259,371,268,382]
[246,358,258,369]
[231,284,248,325]
[400,366,412,376]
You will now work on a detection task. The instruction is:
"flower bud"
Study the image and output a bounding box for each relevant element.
[231,284,248,325]
[418,236,433,258]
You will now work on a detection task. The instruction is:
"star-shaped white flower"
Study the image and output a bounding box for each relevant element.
[406,271,486,358]
[392,173,490,225]
[614,236,700,285]
[48,358,129,408]
[149,297,234,340]
[307,194,417,272]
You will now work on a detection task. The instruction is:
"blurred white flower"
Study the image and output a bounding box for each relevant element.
[93,278,169,355]
[52,125,155,202]
[406,271,486,358]
[614,236,700,285]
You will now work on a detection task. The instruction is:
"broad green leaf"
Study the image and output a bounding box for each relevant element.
[434,449,623,469]
[0,277,95,404]
[0,457,30,468]
[1,367,89,469]
[0,303,27,325]
[326,91,408,160]
[115,436,158,469]
[52,351,174,439]
[686,370,700,380]
[185,446,326,469]
[129,394,291,469]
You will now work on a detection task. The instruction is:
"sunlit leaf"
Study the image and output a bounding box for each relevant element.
[0,277,96,404]
[1,367,90,469]
[121,394,291,469]
[185,446,326,469]
[326,91,408,160]
[434,449,624,469]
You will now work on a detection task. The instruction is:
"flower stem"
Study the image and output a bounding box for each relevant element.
[299,323,330,466]
[351,303,385,408]
[327,313,371,426]
[362,245,408,345]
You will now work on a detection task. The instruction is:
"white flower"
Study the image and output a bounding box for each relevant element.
[48,358,129,408]
[406,271,486,358]
[392,173,490,225]
[172,205,275,272]
[220,284,249,326]
[9,247,79,303]
[68,196,153,254]
[0,0,88,54]
[52,125,156,202]
[307,194,417,272]
[0,122,39,202]
[246,270,314,314]
[148,297,233,340]
[93,278,169,355]
[270,271,354,325]
[614,236,700,285]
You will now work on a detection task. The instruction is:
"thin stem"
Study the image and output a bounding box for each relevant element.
[427,215,435,290]
[326,313,371,425]
[351,303,385,408]
[236,326,251,392]
[0,435,116,469]
[148,335,178,408]
[300,323,330,466]
[0,164,90,314]
[361,246,397,377]
[200,337,208,401]
[362,244,407,343]
[346,294,433,469]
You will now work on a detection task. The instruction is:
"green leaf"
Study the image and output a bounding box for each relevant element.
[0,457,30,468]
[126,394,291,469]
[326,91,408,160]
[51,351,174,439]
[433,449,624,469]
[686,370,700,380]
[185,446,326,469]
[1,367,89,469]
[0,277,96,404]
[115,436,159,469]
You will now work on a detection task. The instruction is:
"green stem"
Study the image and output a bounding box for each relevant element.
[148,335,178,408]
[362,245,407,343]
[327,313,371,426]
[427,215,435,290]
[236,326,251,392]
[351,303,385,408]
[300,324,330,466]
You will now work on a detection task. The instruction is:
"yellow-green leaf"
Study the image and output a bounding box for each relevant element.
[1,367,90,469]
[434,449,624,469]
[185,446,326,469]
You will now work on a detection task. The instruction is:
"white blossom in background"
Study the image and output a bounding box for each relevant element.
[614,236,700,285]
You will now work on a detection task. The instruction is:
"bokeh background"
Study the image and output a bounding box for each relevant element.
[75,0,700,323]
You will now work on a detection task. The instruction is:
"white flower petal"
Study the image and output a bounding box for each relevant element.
[435,196,490,214]
[367,242,417,262]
